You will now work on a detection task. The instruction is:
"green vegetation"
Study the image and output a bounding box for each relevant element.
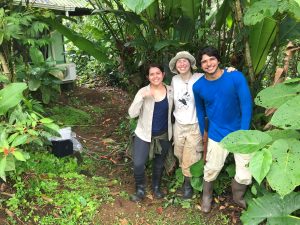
[49,106,93,126]
[6,151,113,225]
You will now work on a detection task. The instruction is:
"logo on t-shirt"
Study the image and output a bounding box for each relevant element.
[177,91,191,109]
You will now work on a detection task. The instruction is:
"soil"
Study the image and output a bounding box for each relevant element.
[0,82,244,224]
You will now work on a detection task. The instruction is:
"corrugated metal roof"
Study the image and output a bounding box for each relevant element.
[14,0,91,12]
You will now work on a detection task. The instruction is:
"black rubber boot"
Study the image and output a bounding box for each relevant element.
[231,179,247,208]
[182,176,193,199]
[130,173,145,202]
[130,184,145,202]
[152,163,165,199]
[201,180,213,213]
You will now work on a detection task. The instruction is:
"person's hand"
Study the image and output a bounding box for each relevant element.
[226,67,237,72]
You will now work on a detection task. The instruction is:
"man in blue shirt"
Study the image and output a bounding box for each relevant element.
[193,46,252,213]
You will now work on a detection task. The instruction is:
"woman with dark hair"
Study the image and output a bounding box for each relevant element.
[128,64,173,202]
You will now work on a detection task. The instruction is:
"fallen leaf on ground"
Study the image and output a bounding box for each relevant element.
[214,197,219,204]
[219,205,226,210]
[156,207,163,214]
[119,218,128,225]
[5,208,14,217]
[41,194,54,202]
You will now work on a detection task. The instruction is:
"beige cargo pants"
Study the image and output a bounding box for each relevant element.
[173,121,202,177]
[204,138,252,185]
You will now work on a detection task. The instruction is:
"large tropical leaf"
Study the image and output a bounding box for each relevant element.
[0,157,6,181]
[29,47,44,65]
[0,83,27,115]
[41,17,108,62]
[154,40,182,51]
[215,0,232,30]
[255,82,300,108]
[266,129,300,140]
[221,130,272,154]
[249,17,277,74]
[243,0,278,26]
[93,9,144,25]
[190,159,204,177]
[249,148,272,185]
[267,139,300,197]
[180,0,201,22]
[279,16,300,46]
[122,0,156,14]
[241,192,300,225]
[270,95,300,129]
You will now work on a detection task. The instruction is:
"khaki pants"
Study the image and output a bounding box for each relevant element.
[204,138,252,185]
[173,121,202,177]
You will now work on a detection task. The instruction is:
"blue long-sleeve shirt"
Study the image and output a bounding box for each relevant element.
[193,70,252,142]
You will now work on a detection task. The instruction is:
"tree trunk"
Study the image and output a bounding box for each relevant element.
[234,0,255,85]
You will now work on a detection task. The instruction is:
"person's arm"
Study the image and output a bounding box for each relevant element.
[235,73,253,130]
[128,88,145,118]
[193,84,206,136]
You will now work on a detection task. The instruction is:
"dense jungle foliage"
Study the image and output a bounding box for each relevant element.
[0,0,299,224]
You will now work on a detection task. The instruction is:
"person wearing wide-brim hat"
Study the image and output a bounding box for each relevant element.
[169,51,203,199]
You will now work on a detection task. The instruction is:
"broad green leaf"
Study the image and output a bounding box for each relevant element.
[249,148,272,185]
[279,16,300,46]
[284,77,300,84]
[12,150,26,161]
[243,0,278,26]
[287,0,300,20]
[29,47,45,65]
[0,157,7,181]
[43,123,60,133]
[190,159,204,177]
[173,16,195,42]
[266,129,300,140]
[215,0,232,30]
[267,139,300,197]
[49,69,64,80]
[0,83,27,115]
[40,86,51,104]
[298,62,300,74]
[28,79,41,91]
[249,17,277,74]
[241,192,300,225]
[11,134,29,147]
[221,130,272,154]
[7,133,19,144]
[93,9,144,25]
[154,40,182,51]
[180,0,201,22]
[122,0,156,14]
[270,95,300,129]
[191,177,202,192]
[255,82,300,108]
[40,118,54,124]
[41,18,108,62]
[175,168,184,184]
[5,154,15,171]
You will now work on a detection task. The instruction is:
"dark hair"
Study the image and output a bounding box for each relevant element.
[146,63,164,74]
[198,46,221,63]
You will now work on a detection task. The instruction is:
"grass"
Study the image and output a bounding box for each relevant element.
[49,105,93,126]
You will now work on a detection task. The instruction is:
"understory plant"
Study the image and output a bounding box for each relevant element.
[0,81,59,181]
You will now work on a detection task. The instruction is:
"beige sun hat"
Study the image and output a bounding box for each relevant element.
[169,51,196,74]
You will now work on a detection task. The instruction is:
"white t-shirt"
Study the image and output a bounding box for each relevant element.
[171,73,203,124]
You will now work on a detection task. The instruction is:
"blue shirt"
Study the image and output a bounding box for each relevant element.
[152,95,168,136]
[193,70,252,142]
